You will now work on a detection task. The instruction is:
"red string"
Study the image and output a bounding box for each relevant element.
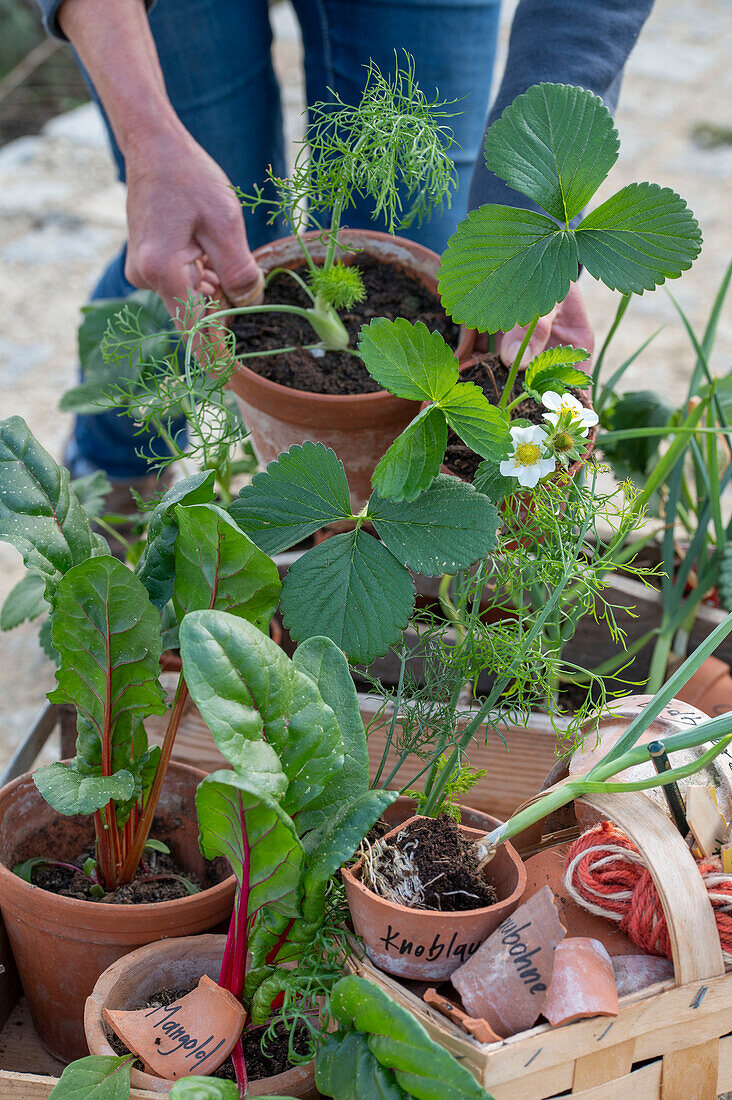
[564,820,732,960]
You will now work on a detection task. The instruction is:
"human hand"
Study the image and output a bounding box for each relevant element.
[497,282,594,367]
[123,122,263,320]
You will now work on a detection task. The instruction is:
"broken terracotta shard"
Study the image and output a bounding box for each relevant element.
[103,974,246,1081]
[450,885,565,1038]
[611,954,674,997]
[543,938,618,1027]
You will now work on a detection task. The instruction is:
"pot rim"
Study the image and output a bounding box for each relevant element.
[341,813,526,919]
[85,934,315,1093]
[227,227,473,406]
[0,761,235,917]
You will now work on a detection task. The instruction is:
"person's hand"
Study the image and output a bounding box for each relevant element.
[123,122,263,320]
[497,282,594,367]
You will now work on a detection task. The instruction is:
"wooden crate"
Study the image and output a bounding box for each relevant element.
[347,789,732,1099]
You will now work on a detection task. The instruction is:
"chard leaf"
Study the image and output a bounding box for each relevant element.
[368,475,500,574]
[371,405,447,502]
[576,182,702,292]
[484,83,619,222]
[48,1053,134,1100]
[179,611,344,816]
[169,1080,243,1100]
[196,766,302,919]
[0,416,103,591]
[438,206,577,332]
[439,383,512,460]
[135,470,216,609]
[172,502,280,629]
[303,789,398,896]
[47,556,166,776]
[357,318,458,402]
[281,530,414,664]
[229,442,354,554]
[326,977,492,1100]
[33,762,135,816]
[1,571,47,630]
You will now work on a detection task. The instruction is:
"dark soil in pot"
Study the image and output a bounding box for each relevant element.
[108,986,311,1083]
[229,254,459,395]
[444,355,554,481]
[29,845,204,904]
[362,813,498,912]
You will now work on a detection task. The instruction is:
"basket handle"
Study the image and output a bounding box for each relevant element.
[578,790,724,985]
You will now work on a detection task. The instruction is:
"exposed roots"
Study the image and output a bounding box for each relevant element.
[359,833,431,909]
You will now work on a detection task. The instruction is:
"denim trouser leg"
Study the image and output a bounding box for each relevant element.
[74,0,500,478]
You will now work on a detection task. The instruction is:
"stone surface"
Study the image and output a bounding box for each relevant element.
[0,0,730,772]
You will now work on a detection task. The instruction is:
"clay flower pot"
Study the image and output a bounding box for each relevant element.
[0,761,235,1063]
[85,934,318,1098]
[677,655,732,717]
[342,814,526,981]
[226,229,473,506]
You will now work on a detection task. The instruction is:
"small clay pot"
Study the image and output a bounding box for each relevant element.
[342,814,526,981]
[226,229,473,507]
[85,935,318,1098]
[677,655,732,717]
[0,762,235,1063]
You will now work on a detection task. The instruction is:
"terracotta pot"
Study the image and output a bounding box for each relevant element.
[342,814,526,981]
[0,761,235,1063]
[226,229,473,506]
[85,934,318,1098]
[677,655,732,717]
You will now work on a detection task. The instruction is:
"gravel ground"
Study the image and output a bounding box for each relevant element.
[0,0,730,769]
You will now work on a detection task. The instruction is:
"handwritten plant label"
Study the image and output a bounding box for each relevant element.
[103,975,246,1081]
[450,886,565,1038]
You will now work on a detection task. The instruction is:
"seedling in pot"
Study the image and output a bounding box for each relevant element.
[359,81,701,503]
[179,608,399,1092]
[0,417,280,892]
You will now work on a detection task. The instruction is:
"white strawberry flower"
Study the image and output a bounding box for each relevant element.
[499,425,556,489]
[542,391,599,436]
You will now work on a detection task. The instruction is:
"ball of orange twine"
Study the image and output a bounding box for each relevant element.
[563,820,732,966]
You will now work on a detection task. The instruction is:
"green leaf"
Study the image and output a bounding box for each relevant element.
[472,462,515,503]
[290,636,369,830]
[601,390,674,481]
[369,475,500,574]
[438,206,577,332]
[71,471,112,519]
[144,838,170,854]
[47,556,166,779]
[524,345,590,388]
[179,611,344,816]
[576,183,702,293]
[357,318,458,402]
[524,365,591,399]
[33,762,135,816]
[371,405,447,502]
[328,977,493,1100]
[229,442,354,555]
[317,1030,405,1100]
[169,1080,244,1100]
[13,857,50,883]
[172,503,280,630]
[484,83,619,222]
[135,470,216,609]
[196,767,302,920]
[1,571,47,630]
[304,789,398,893]
[281,530,415,664]
[439,383,512,460]
[720,542,732,612]
[0,417,102,591]
[48,1053,134,1100]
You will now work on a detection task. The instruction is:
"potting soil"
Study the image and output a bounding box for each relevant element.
[230,254,459,395]
[29,845,203,903]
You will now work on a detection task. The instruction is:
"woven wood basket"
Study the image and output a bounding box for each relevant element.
[347,790,732,1099]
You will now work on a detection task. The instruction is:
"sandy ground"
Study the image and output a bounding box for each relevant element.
[0,0,730,769]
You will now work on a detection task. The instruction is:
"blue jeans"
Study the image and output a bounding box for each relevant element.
[74,0,501,480]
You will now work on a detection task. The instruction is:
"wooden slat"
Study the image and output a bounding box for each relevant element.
[660,1038,719,1100]
[572,1040,636,1091]
[0,1072,159,1099]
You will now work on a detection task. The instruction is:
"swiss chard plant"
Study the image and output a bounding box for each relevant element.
[356,81,701,503]
[179,609,397,1093]
[0,417,280,891]
[229,440,501,663]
